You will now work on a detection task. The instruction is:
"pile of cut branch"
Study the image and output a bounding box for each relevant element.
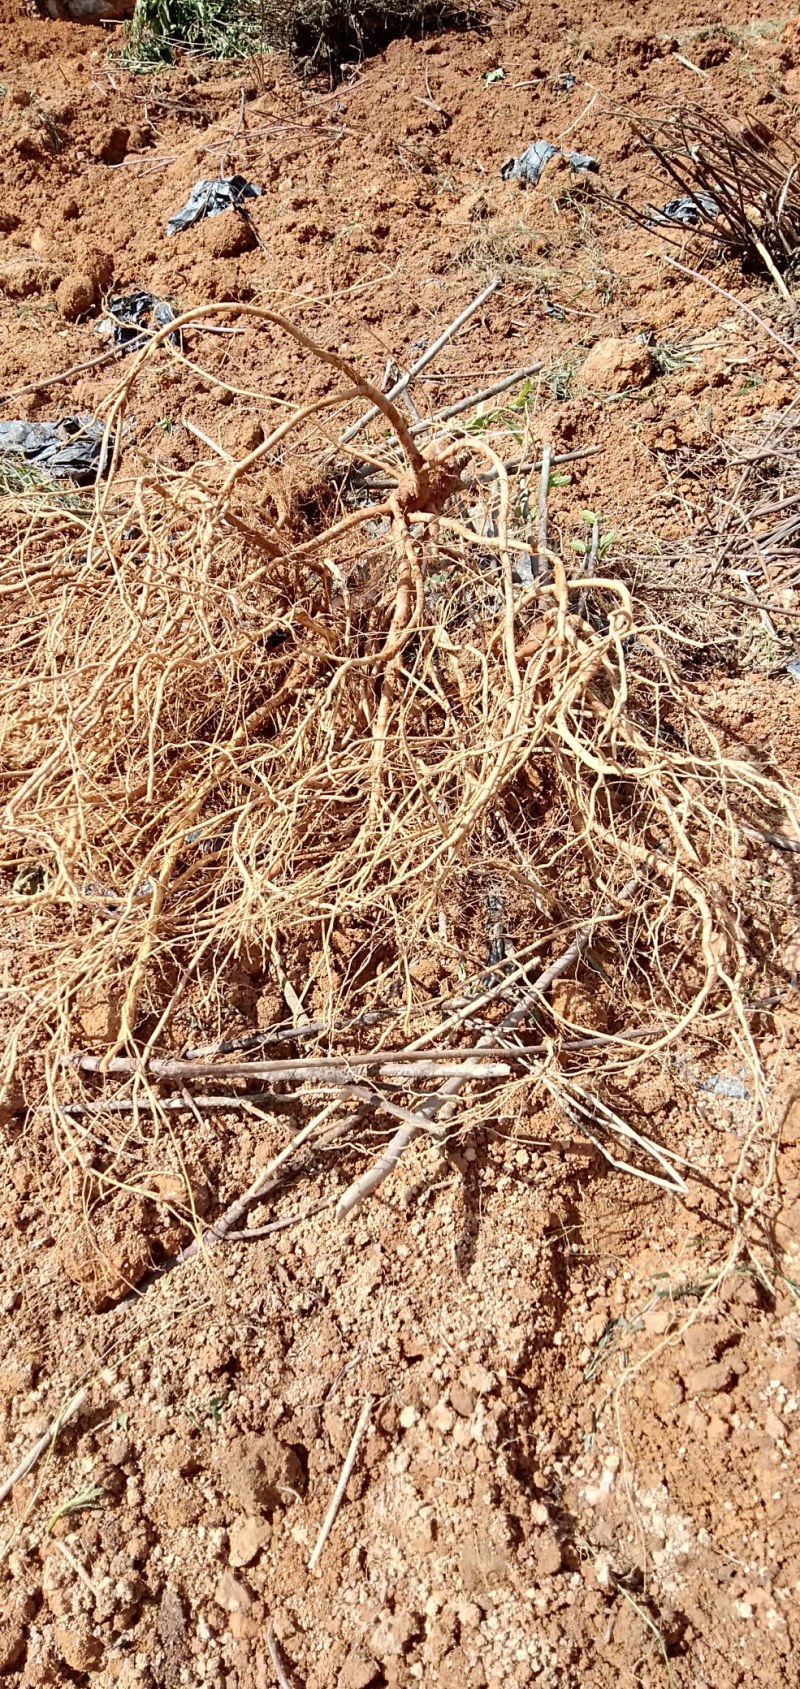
[1,300,797,1236]
[615,103,800,295]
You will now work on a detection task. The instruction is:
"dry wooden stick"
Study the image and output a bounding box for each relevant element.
[308,1395,373,1570]
[336,874,644,1217]
[409,362,543,435]
[53,1537,102,1602]
[267,1620,301,1689]
[183,1006,398,1059]
[537,441,552,586]
[0,1388,86,1508]
[662,256,800,366]
[364,443,602,493]
[175,1106,337,1266]
[0,350,119,403]
[339,278,500,444]
[71,1051,513,1082]
[224,1199,332,1241]
[270,940,310,1027]
[61,1091,285,1117]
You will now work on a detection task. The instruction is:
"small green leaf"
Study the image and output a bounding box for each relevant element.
[581,509,599,526]
[548,470,572,489]
[598,529,617,556]
[207,1392,229,1427]
[569,538,587,554]
[483,66,505,83]
[45,1484,104,1535]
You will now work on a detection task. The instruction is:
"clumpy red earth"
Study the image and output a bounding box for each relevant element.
[2,0,800,1686]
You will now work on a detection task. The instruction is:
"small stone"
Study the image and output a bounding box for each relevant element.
[579,337,653,393]
[430,1401,455,1434]
[406,1513,436,1555]
[457,1602,482,1630]
[423,1612,459,1667]
[54,1623,103,1672]
[214,1572,252,1614]
[229,1515,270,1568]
[0,1611,27,1674]
[535,1530,563,1577]
[55,273,97,321]
[734,1600,754,1619]
[217,1432,303,1515]
[221,415,264,457]
[678,1322,720,1364]
[764,1410,786,1442]
[228,1609,258,1640]
[339,1647,381,1689]
[460,1362,495,1394]
[707,1414,730,1445]
[370,1608,421,1661]
[438,1647,474,1687]
[772,1339,800,1387]
[592,1553,613,1591]
[157,1587,186,1649]
[682,1362,735,1397]
[107,1435,131,1466]
[399,1405,419,1430]
[651,1378,683,1416]
[449,1382,475,1418]
[781,1097,800,1146]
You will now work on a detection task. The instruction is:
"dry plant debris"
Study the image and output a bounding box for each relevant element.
[615,103,800,294]
[1,299,798,1241]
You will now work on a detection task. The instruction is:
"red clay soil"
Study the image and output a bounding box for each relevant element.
[2,2,800,1687]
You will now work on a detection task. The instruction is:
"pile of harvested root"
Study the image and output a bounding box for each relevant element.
[1,301,798,1252]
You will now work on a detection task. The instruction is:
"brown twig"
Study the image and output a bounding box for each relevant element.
[335,879,644,1217]
[53,1537,102,1602]
[662,256,800,366]
[71,1050,515,1081]
[267,1623,299,1689]
[339,278,500,444]
[223,1200,332,1241]
[537,440,552,586]
[0,1389,86,1509]
[409,362,543,435]
[0,349,119,403]
[308,1396,373,1570]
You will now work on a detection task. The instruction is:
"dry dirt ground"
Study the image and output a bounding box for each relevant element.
[2,1,800,1686]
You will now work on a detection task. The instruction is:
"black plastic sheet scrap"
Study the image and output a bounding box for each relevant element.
[0,417,107,485]
[650,192,719,226]
[501,141,599,187]
[567,152,600,175]
[501,140,558,186]
[99,290,179,352]
[166,175,261,236]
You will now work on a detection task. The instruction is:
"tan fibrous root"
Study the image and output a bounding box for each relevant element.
[0,301,796,1169]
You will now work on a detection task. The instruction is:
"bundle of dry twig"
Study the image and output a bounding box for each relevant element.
[1,301,797,1230]
[615,104,800,295]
